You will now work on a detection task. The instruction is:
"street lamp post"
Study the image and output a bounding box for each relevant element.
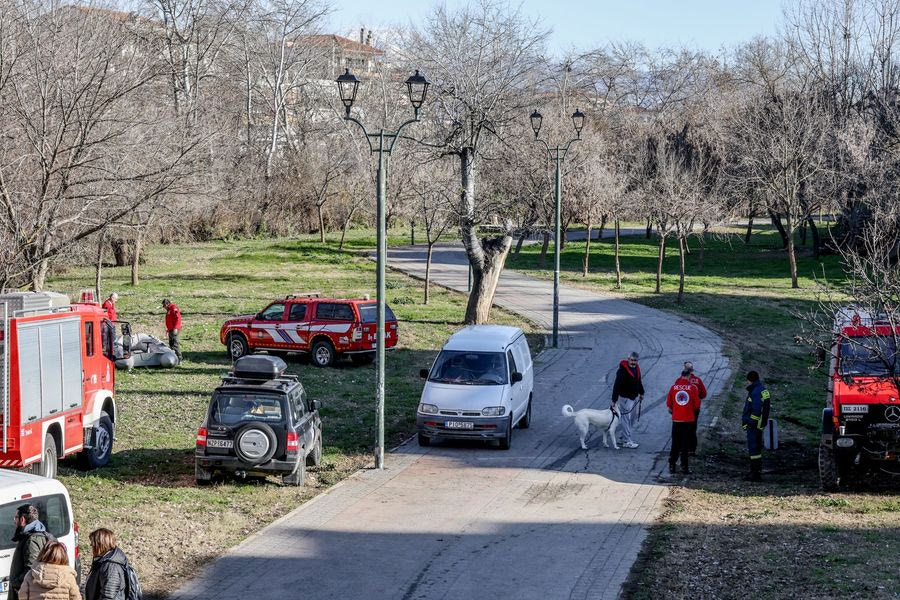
[530,108,585,349]
[336,68,429,469]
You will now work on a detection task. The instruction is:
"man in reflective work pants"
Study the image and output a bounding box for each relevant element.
[741,370,771,482]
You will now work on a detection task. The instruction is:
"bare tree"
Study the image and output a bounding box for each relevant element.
[405,0,548,323]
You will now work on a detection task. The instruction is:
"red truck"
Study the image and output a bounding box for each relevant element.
[820,309,900,490]
[0,292,127,478]
[220,294,398,367]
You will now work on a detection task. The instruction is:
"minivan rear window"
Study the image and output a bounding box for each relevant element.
[358,303,396,323]
[0,494,71,550]
[428,350,508,385]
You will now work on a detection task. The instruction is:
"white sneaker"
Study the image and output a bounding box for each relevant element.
[622,441,639,449]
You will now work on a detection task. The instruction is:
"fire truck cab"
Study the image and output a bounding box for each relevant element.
[0,292,126,478]
[820,308,900,490]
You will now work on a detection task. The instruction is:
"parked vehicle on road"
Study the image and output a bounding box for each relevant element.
[0,292,128,478]
[820,308,900,490]
[220,293,398,367]
[195,355,322,486]
[0,470,80,599]
[417,326,534,449]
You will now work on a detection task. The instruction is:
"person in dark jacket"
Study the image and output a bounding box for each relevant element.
[741,370,771,482]
[611,352,644,449]
[9,504,53,600]
[84,529,128,600]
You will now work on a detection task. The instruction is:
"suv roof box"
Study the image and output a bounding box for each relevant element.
[232,355,287,380]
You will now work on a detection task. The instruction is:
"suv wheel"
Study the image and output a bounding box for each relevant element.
[306,430,323,466]
[283,459,306,486]
[229,334,250,360]
[312,339,336,367]
[234,424,278,465]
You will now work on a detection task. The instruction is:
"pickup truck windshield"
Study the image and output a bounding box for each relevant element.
[211,393,284,425]
[840,337,898,377]
[428,350,508,385]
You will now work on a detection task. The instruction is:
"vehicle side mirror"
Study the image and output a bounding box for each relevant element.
[121,322,132,337]
[420,369,429,379]
[511,372,523,384]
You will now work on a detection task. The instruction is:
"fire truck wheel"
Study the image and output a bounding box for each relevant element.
[228,334,250,360]
[81,414,114,470]
[35,434,58,479]
[311,339,335,368]
[282,459,306,487]
[819,444,841,491]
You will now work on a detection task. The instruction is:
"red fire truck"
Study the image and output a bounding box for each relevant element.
[0,292,126,478]
[820,308,900,490]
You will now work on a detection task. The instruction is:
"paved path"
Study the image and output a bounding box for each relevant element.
[173,243,730,600]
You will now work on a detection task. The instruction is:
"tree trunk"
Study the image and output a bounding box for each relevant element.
[808,216,821,260]
[614,219,622,288]
[95,230,106,302]
[597,215,607,242]
[560,224,568,250]
[317,204,325,243]
[410,220,415,246]
[538,231,550,268]
[769,211,789,248]
[786,216,799,289]
[646,218,653,239]
[698,232,706,272]
[677,236,686,303]
[800,221,808,246]
[655,233,666,294]
[131,229,143,286]
[424,242,434,304]
[112,238,129,267]
[30,259,49,292]
[744,212,754,244]
[582,221,592,277]
[464,236,512,324]
[514,233,527,256]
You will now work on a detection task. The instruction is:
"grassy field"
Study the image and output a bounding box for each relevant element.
[507,228,900,599]
[46,232,542,598]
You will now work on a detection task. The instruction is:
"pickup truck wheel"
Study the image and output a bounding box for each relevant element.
[229,334,249,360]
[80,413,114,469]
[498,415,513,450]
[819,444,841,491]
[306,430,323,466]
[283,459,306,486]
[312,339,335,367]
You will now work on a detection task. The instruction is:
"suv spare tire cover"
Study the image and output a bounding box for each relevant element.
[234,424,278,465]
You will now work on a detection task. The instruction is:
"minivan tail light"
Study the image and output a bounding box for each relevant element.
[196,427,208,447]
[287,432,299,452]
[74,521,80,559]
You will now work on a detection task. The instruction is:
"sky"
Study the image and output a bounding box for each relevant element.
[328,0,786,54]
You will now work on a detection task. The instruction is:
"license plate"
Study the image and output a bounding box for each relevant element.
[842,404,869,414]
[207,439,234,449]
[2,581,8,592]
[445,421,473,430]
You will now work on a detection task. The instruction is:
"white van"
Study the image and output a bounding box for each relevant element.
[0,470,79,599]
[417,325,534,449]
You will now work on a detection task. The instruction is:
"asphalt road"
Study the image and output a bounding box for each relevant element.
[173,243,730,600]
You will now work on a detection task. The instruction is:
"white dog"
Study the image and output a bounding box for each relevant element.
[562,404,620,451]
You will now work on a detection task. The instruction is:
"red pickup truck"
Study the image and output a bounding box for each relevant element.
[220,294,398,367]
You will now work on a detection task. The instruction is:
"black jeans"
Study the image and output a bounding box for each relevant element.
[670,421,693,470]
[168,329,182,360]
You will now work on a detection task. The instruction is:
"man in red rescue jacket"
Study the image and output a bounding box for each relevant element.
[101,292,118,322]
[666,369,701,474]
[684,361,707,455]
[162,299,183,363]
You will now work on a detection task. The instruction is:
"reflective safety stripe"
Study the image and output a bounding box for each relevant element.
[750,415,760,420]
[750,454,762,460]
[761,390,771,400]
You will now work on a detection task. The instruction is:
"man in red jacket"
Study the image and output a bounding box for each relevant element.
[101,293,118,322]
[684,361,707,456]
[666,369,701,475]
[162,299,183,363]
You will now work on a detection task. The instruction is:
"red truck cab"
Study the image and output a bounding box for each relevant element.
[220,294,398,367]
[820,309,900,489]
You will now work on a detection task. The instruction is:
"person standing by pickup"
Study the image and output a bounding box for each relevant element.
[162,299,183,364]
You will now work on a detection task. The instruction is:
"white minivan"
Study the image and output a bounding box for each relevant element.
[0,470,80,599]
[417,325,534,449]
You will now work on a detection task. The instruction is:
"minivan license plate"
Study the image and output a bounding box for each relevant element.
[207,439,234,449]
[445,421,473,430]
